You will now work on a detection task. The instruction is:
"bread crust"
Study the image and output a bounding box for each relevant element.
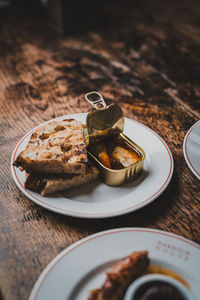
[14,119,87,174]
[25,162,100,196]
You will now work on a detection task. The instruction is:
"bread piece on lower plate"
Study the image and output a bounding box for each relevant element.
[13,119,87,174]
[25,162,100,196]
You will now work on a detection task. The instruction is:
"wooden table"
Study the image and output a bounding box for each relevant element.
[0,1,200,299]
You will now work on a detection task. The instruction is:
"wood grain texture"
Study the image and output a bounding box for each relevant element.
[0,0,200,299]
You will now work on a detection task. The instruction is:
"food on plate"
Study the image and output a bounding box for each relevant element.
[85,92,145,185]
[87,251,189,300]
[89,143,111,169]
[13,107,144,195]
[87,251,149,300]
[25,161,100,196]
[13,118,101,196]
[89,135,141,170]
[13,119,87,174]
[112,146,140,168]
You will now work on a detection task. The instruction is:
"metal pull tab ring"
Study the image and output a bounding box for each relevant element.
[85,91,107,110]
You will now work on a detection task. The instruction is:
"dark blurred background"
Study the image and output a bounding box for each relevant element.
[0,0,118,34]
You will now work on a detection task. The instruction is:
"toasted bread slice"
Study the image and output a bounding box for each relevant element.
[25,162,100,196]
[14,119,87,174]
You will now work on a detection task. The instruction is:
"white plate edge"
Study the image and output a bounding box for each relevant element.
[183,119,200,180]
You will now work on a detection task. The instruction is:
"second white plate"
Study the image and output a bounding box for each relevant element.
[11,113,173,218]
[183,120,200,180]
[29,228,200,300]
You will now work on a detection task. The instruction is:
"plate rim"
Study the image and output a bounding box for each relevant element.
[11,113,174,218]
[29,227,200,300]
[183,119,200,180]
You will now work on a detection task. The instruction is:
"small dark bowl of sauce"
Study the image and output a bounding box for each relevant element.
[124,274,195,300]
[134,280,185,300]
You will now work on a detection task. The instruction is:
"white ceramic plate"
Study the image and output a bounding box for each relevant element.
[183,120,200,180]
[11,113,173,218]
[29,228,200,300]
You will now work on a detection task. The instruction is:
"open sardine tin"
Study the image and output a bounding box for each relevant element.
[84,92,145,186]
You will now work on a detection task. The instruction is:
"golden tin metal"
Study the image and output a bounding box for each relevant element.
[85,91,145,186]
